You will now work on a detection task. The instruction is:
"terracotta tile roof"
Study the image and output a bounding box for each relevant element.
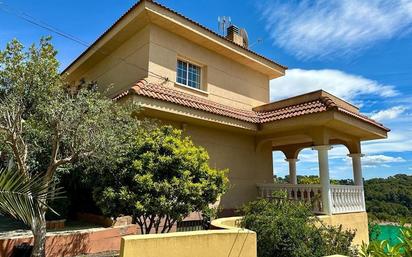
[256,98,331,123]
[63,0,286,74]
[113,79,389,132]
[114,80,260,123]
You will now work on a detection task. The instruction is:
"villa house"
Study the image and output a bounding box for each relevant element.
[64,0,388,244]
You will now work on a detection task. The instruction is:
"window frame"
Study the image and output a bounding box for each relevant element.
[176,58,203,91]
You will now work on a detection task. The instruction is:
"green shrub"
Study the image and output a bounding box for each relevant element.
[241,192,356,257]
[93,126,228,233]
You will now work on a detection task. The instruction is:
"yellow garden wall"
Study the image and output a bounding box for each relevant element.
[318,211,369,246]
[211,216,243,229]
[120,230,257,257]
[119,216,349,257]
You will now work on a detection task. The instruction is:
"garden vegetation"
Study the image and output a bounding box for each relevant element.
[91,126,228,234]
[241,192,357,257]
[0,38,140,257]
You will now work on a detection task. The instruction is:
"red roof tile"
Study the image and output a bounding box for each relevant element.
[113,79,389,132]
[256,98,329,123]
[116,80,260,123]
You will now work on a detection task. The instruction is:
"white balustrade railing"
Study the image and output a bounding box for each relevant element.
[257,183,323,214]
[330,185,365,214]
[257,183,366,215]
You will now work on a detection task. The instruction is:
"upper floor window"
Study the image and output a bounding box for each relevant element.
[177,59,201,89]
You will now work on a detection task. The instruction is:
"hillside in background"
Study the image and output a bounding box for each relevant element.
[364,174,412,223]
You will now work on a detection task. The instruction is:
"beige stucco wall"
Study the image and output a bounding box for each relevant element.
[68,23,271,110]
[73,25,151,97]
[183,123,273,209]
[148,25,270,109]
[318,212,369,246]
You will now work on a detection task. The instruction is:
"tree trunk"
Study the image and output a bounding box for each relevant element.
[31,209,47,257]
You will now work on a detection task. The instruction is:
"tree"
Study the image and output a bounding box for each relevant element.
[93,125,228,234]
[241,192,357,257]
[0,38,140,257]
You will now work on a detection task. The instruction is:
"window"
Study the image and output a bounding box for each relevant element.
[176,60,201,89]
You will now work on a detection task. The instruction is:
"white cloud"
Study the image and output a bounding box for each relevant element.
[362,154,406,166]
[363,165,378,169]
[261,0,412,59]
[270,69,397,101]
[362,127,412,154]
[370,106,407,121]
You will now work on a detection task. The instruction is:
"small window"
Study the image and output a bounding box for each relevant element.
[176,60,201,89]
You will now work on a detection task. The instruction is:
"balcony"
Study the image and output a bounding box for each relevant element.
[257,183,366,215]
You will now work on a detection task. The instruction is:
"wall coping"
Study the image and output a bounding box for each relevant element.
[210,216,243,230]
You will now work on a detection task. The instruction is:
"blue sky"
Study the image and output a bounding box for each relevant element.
[0,0,411,180]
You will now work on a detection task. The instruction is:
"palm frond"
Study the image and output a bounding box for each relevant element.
[0,169,63,226]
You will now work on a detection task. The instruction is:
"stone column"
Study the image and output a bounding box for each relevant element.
[348,153,365,186]
[285,158,298,185]
[313,145,333,215]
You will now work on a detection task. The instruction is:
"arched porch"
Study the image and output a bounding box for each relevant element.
[256,127,376,215]
[251,91,389,217]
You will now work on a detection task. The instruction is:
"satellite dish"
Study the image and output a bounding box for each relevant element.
[240,28,249,48]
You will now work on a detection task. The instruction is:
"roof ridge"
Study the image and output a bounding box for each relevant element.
[319,96,338,109]
[255,98,326,114]
[336,107,388,130]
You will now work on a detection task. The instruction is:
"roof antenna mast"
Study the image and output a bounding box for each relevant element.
[217,16,231,36]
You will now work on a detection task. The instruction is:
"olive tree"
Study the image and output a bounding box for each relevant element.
[0,38,140,257]
[93,125,228,234]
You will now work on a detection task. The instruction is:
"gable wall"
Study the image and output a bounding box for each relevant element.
[75,26,151,96]
[69,23,271,110]
[147,25,270,110]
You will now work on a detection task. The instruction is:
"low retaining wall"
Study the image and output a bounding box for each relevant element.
[0,225,138,257]
[318,211,369,246]
[211,216,242,229]
[120,216,255,257]
[118,216,349,257]
[120,229,256,257]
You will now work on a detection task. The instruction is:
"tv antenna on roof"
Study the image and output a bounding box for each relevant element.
[249,38,263,49]
[218,16,231,36]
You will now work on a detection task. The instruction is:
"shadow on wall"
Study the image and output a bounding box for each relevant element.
[0,225,138,257]
[46,232,90,257]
